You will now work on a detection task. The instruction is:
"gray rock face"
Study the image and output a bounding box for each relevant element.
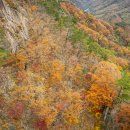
[70,0,89,10]
[70,0,130,23]
[2,0,29,53]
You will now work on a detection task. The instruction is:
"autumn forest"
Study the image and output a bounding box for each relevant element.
[0,0,130,130]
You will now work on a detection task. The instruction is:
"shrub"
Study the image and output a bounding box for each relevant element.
[39,0,63,20]
[69,27,86,43]
[0,48,10,66]
[117,71,130,101]
[115,22,130,27]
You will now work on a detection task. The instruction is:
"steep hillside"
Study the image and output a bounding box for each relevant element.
[71,0,130,23]
[0,0,130,130]
[71,0,130,46]
[61,2,130,57]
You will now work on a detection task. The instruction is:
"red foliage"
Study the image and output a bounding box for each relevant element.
[55,102,65,111]
[8,102,24,120]
[85,73,92,80]
[80,91,86,100]
[0,97,4,110]
[34,119,47,130]
[94,108,103,113]
[31,62,41,73]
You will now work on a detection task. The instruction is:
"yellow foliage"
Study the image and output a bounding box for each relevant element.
[31,5,38,11]
[91,61,121,85]
[63,91,82,125]
[0,2,126,129]
[94,126,100,130]
[49,59,65,85]
[108,56,129,68]
[74,64,82,72]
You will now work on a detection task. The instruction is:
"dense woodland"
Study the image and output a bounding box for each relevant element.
[0,0,130,130]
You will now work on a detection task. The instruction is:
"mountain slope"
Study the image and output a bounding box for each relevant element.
[71,0,130,23]
[0,0,130,130]
[61,2,130,59]
[71,0,130,47]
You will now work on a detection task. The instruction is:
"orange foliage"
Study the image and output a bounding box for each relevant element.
[77,22,100,41]
[50,59,65,83]
[0,37,84,128]
[1,2,129,129]
[30,5,38,12]
[61,2,130,58]
[108,56,129,68]
[60,2,87,20]
[85,61,121,114]
[91,61,121,84]
[86,84,117,108]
